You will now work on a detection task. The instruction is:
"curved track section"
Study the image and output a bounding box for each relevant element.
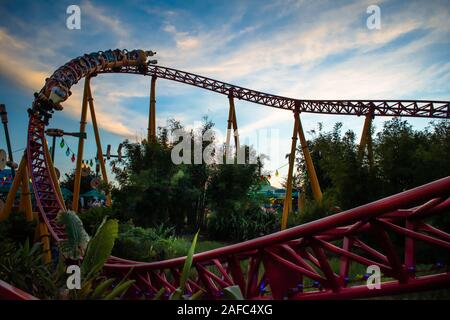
[24,49,450,300]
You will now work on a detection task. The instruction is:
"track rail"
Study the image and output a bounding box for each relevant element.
[15,49,450,300]
[99,65,450,118]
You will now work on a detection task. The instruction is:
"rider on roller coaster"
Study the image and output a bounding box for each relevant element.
[27,49,156,125]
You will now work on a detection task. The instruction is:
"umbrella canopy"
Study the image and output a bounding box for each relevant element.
[60,187,73,199]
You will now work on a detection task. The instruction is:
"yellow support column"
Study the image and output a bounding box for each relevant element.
[0,156,25,221]
[73,77,90,212]
[43,138,66,210]
[38,222,51,264]
[225,94,234,157]
[296,113,323,203]
[358,113,373,161]
[87,81,112,207]
[148,75,157,143]
[281,112,299,230]
[230,95,240,151]
[19,165,33,221]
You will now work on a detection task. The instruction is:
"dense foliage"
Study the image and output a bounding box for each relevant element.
[296,119,450,211]
[109,118,272,242]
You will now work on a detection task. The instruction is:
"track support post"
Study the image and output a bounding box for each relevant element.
[87,79,112,207]
[296,112,323,203]
[72,77,90,212]
[358,110,374,168]
[281,112,299,230]
[43,137,66,210]
[18,163,33,221]
[225,92,240,157]
[0,156,26,221]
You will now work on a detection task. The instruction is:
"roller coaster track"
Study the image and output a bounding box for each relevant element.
[102,65,450,118]
[3,49,450,299]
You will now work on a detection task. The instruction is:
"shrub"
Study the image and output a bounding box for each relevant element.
[79,206,116,235]
[287,192,338,227]
[0,213,36,244]
[112,222,185,262]
[208,201,279,242]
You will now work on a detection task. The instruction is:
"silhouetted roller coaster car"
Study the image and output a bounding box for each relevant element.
[89,52,106,69]
[78,57,91,74]
[103,50,116,63]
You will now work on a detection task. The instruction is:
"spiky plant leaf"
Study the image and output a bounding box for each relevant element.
[56,210,90,260]
[81,217,118,278]
[91,278,115,299]
[103,280,135,300]
[179,231,199,292]
[188,290,204,300]
[153,287,166,300]
[223,285,244,300]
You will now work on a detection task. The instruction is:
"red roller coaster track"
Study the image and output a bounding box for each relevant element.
[2,49,450,300]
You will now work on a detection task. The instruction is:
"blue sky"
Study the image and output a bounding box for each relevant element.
[0,0,449,187]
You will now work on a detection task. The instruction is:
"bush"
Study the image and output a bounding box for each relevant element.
[287,192,338,227]
[0,213,36,244]
[208,202,279,242]
[112,222,188,262]
[79,206,116,235]
[0,240,56,299]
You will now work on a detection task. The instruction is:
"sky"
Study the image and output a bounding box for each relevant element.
[0,0,449,187]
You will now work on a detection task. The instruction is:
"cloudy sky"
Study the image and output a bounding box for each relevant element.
[0,0,449,186]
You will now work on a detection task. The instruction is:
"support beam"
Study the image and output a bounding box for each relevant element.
[281,112,299,230]
[296,113,323,203]
[0,156,25,221]
[225,93,240,157]
[73,78,90,212]
[87,81,112,207]
[230,95,240,151]
[148,75,157,143]
[43,137,66,211]
[38,222,51,264]
[358,112,374,165]
[225,96,233,157]
[19,164,33,221]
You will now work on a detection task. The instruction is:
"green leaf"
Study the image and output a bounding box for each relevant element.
[57,211,90,260]
[103,280,135,300]
[170,288,182,300]
[81,218,118,278]
[188,290,204,300]
[223,285,244,300]
[91,278,115,299]
[153,287,165,300]
[179,230,199,295]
